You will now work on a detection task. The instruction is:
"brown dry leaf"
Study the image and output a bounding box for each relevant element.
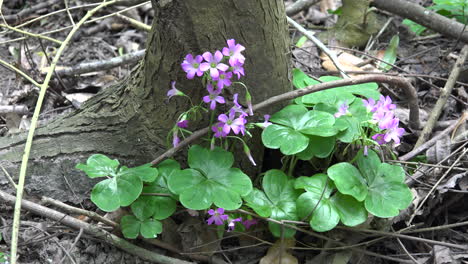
[433,245,457,264]
[178,217,220,256]
[320,51,378,74]
[259,238,298,264]
[320,0,340,13]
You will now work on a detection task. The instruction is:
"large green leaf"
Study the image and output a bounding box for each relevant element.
[168,145,252,210]
[365,163,413,217]
[291,70,380,105]
[262,125,309,155]
[118,163,158,183]
[296,136,335,160]
[120,215,163,239]
[131,183,176,221]
[91,171,142,212]
[356,149,381,183]
[76,154,119,178]
[335,116,361,143]
[244,169,301,237]
[295,174,367,232]
[262,106,338,155]
[327,163,368,202]
[330,192,367,227]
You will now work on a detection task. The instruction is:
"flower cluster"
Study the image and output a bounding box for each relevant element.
[363,95,405,145]
[206,207,258,232]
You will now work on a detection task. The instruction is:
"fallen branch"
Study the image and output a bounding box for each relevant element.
[372,0,468,44]
[0,105,28,115]
[1,0,61,24]
[399,112,467,161]
[285,0,321,16]
[151,74,419,165]
[44,50,146,76]
[0,190,193,264]
[415,45,468,147]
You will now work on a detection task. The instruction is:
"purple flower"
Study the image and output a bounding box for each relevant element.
[362,98,377,112]
[231,93,247,115]
[203,83,225,110]
[243,144,256,166]
[214,71,232,89]
[218,109,246,135]
[383,118,405,144]
[245,92,253,116]
[372,133,386,145]
[227,217,242,232]
[379,95,396,111]
[230,59,245,79]
[242,219,258,229]
[177,120,188,128]
[222,39,245,66]
[207,208,229,226]
[263,114,272,128]
[377,111,395,130]
[334,102,349,118]
[212,122,228,138]
[167,81,184,99]
[181,54,204,79]
[200,51,229,79]
[172,130,180,147]
[363,146,368,156]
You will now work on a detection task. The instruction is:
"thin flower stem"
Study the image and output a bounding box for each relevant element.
[10,1,119,263]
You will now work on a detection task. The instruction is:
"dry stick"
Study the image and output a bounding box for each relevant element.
[0,57,42,88]
[399,113,467,161]
[47,49,146,76]
[9,1,120,263]
[285,0,320,16]
[338,226,467,250]
[415,45,468,148]
[0,190,193,264]
[392,228,420,264]
[41,196,118,227]
[151,74,418,165]
[0,105,28,114]
[406,140,468,186]
[0,23,62,44]
[115,13,151,32]
[1,0,62,24]
[287,16,350,79]
[407,147,468,225]
[372,0,468,44]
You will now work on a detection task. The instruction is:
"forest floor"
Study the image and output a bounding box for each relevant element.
[0,0,467,263]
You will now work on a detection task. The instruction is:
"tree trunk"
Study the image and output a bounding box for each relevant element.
[0,0,291,203]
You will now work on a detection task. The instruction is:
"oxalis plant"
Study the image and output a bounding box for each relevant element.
[76,39,413,240]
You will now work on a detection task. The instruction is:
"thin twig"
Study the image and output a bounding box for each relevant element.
[59,228,82,264]
[41,196,118,227]
[287,16,350,79]
[2,0,62,24]
[399,113,467,161]
[115,13,151,32]
[285,0,320,16]
[0,23,62,44]
[0,57,42,88]
[407,147,468,225]
[47,49,145,76]
[392,228,420,264]
[0,105,28,114]
[415,45,468,147]
[387,160,467,172]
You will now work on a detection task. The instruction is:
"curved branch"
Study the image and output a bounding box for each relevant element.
[151,74,420,165]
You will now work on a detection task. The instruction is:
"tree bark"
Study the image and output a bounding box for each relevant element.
[0,0,291,202]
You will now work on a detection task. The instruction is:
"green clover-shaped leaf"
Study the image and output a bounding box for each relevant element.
[119,163,158,183]
[91,171,143,212]
[244,169,301,237]
[296,136,335,160]
[120,215,162,239]
[365,163,413,217]
[262,105,338,155]
[76,154,119,178]
[168,145,252,210]
[295,174,367,232]
[327,162,368,201]
[292,69,380,106]
[131,182,176,221]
